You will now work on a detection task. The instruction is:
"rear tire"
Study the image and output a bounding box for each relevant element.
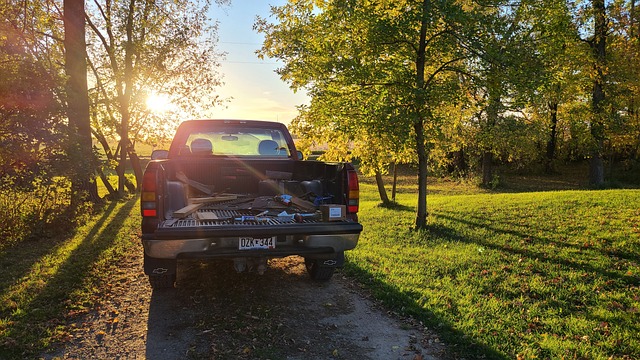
[305,259,335,281]
[148,273,176,289]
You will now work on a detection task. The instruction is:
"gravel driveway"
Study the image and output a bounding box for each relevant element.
[43,245,447,359]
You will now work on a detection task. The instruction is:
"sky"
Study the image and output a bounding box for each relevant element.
[207,1,309,124]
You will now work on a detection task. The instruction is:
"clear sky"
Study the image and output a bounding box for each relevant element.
[207,1,309,124]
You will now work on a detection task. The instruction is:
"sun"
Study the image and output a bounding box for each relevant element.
[146,92,171,113]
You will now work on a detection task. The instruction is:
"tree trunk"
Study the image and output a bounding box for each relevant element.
[483,68,500,188]
[413,0,430,230]
[97,167,116,196]
[117,0,137,194]
[447,149,467,175]
[588,0,607,187]
[631,0,637,39]
[127,143,144,191]
[64,0,98,203]
[589,155,605,185]
[415,119,429,229]
[391,162,398,202]
[92,128,115,161]
[374,171,390,205]
[482,151,493,187]
[545,101,559,174]
[94,131,134,190]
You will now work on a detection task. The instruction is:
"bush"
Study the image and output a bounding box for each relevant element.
[0,178,71,251]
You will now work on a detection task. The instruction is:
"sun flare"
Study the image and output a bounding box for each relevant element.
[146,92,171,113]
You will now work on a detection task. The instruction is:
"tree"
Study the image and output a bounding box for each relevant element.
[291,99,415,206]
[512,0,584,174]
[0,10,66,189]
[85,0,226,194]
[258,0,469,229]
[607,0,640,165]
[455,0,560,186]
[587,0,608,186]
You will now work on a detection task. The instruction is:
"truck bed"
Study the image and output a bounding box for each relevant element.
[140,119,362,286]
[152,208,361,237]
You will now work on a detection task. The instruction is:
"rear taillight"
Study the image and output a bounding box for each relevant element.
[347,169,359,213]
[141,167,158,217]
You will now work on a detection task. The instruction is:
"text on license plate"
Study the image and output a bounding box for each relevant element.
[239,237,276,250]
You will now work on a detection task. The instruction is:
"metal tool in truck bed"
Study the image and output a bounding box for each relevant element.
[140,119,362,288]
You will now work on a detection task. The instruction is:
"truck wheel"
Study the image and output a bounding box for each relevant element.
[148,273,176,289]
[305,259,335,281]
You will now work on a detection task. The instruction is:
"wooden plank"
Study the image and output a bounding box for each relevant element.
[290,196,316,211]
[172,203,204,218]
[189,195,238,204]
[196,211,219,220]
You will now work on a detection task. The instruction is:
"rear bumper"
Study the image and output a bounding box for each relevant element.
[142,223,361,259]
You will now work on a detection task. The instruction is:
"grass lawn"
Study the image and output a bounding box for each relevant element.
[346,176,640,359]
[0,196,141,359]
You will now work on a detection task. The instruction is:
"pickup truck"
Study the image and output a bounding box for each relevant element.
[140,119,362,288]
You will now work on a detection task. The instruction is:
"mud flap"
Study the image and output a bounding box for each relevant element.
[307,251,345,268]
[144,253,177,276]
[304,252,343,281]
[323,251,345,268]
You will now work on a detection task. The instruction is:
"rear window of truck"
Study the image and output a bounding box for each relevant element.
[177,127,291,157]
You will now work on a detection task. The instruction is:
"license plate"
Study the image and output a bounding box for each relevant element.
[239,237,276,250]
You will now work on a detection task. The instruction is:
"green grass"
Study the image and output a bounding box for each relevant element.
[346,181,640,359]
[1,165,638,359]
[0,196,141,359]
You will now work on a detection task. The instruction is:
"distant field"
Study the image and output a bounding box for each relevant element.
[347,177,640,359]
[93,140,170,160]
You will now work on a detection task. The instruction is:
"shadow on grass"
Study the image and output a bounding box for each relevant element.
[376,201,414,212]
[433,211,640,286]
[441,207,640,264]
[0,200,119,298]
[345,206,639,359]
[422,218,640,357]
[342,261,509,360]
[0,197,138,359]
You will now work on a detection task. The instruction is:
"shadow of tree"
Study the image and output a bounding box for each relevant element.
[0,197,138,358]
[342,261,509,359]
[0,200,118,297]
[344,201,640,359]
[419,217,640,356]
[432,211,639,285]
[376,201,414,212]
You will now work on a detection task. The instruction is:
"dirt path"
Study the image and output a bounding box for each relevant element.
[43,244,447,360]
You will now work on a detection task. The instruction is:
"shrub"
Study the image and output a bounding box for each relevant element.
[0,178,71,251]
